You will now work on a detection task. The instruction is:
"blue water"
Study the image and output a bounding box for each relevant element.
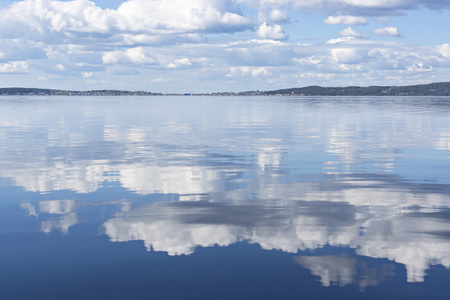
[1,96,449,299]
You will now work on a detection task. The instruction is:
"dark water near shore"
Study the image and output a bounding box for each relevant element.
[1,95,450,299]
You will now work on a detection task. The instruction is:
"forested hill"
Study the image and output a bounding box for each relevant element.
[262,82,450,96]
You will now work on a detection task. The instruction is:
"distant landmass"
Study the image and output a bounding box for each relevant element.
[0,88,162,96]
[1,82,450,96]
[258,82,450,96]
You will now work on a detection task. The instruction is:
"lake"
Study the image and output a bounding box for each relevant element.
[1,95,449,299]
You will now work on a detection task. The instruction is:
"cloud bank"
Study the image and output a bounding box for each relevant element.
[0,0,449,91]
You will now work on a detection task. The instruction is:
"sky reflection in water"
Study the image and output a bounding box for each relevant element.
[1,96,450,298]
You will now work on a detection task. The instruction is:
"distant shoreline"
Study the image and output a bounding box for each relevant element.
[1,82,450,96]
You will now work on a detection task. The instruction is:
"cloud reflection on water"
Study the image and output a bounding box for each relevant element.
[2,96,449,285]
[294,255,395,289]
[2,97,450,194]
[21,199,80,233]
[102,188,450,283]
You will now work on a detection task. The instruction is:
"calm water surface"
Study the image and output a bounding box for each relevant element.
[1,96,450,299]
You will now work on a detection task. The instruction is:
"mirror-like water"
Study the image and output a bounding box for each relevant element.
[1,96,449,299]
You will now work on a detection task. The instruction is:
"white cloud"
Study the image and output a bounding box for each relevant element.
[326,37,351,44]
[375,17,391,24]
[268,9,290,23]
[339,27,368,39]
[82,71,94,78]
[245,0,450,15]
[324,15,367,25]
[330,48,368,64]
[256,23,286,40]
[373,26,401,37]
[327,27,368,43]
[0,0,253,41]
[405,62,432,73]
[0,61,28,73]
[438,44,450,58]
[1,0,109,38]
[228,66,272,77]
[151,78,175,83]
[103,47,157,64]
[114,0,252,34]
[293,56,322,65]
[119,33,206,46]
[258,9,290,24]
[0,0,449,91]
[167,58,193,69]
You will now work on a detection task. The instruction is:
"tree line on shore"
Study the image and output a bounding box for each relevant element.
[1,82,450,96]
[260,82,450,96]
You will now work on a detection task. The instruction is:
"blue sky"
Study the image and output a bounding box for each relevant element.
[0,0,449,93]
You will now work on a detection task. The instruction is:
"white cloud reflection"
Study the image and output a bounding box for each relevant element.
[5,96,450,284]
[294,255,394,289]
[102,198,450,283]
[22,199,80,233]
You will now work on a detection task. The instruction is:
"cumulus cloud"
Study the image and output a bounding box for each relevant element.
[0,0,449,91]
[258,9,290,24]
[0,0,253,42]
[0,0,110,39]
[339,27,368,39]
[373,26,401,37]
[167,58,193,69]
[330,48,368,64]
[0,61,29,73]
[256,23,286,40]
[82,71,94,78]
[268,9,290,23]
[438,44,450,58]
[115,0,252,33]
[103,47,157,64]
[324,15,367,25]
[228,66,272,77]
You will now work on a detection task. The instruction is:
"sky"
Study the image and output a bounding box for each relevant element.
[0,0,449,93]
